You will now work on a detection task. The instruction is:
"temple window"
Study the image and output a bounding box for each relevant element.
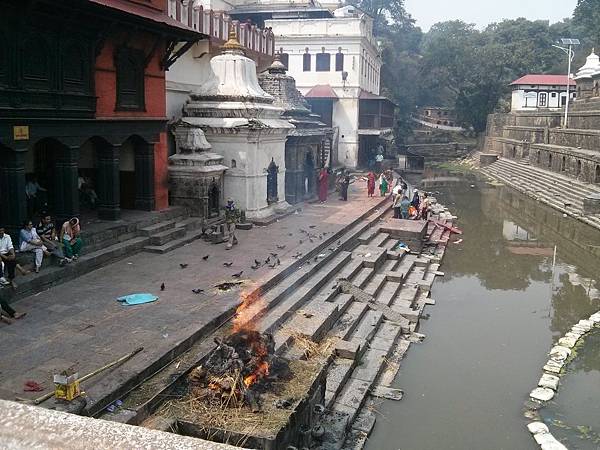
[335,49,344,72]
[303,48,311,72]
[316,50,331,72]
[115,47,145,111]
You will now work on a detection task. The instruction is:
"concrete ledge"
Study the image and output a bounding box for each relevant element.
[0,399,240,450]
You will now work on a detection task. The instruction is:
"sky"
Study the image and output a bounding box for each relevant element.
[405,0,578,31]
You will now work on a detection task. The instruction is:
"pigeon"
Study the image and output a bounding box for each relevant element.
[299,240,304,244]
[265,257,271,265]
[160,282,165,291]
[270,253,278,258]
[300,228,307,234]
[288,233,293,237]
[309,238,314,243]
[314,256,319,262]
[277,245,286,250]
[309,225,316,229]
[254,259,262,266]
[277,258,281,266]
[269,262,277,269]
[192,288,204,294]
[179,263,188,269]
[232,271,243,278]
[223,262,233,267]
[251,264,261,270]
[202,255,210,261]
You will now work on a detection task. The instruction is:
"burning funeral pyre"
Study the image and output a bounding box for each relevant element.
[187,329,291,412]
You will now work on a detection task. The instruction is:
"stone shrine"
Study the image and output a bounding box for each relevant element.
[258,54,333,205]
[181,30,293,219]
[168,122,228,220]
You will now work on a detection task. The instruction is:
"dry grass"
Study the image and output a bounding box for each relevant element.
[158,359,322,438]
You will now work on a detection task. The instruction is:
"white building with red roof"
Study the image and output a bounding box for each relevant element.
[510,74,576,111]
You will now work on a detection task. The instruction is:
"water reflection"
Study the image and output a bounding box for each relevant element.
[365,174,600,450]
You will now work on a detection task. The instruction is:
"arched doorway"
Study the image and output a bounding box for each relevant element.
[78,138,100,213]
[120,138,136,210]
[267,158,279,204]
[26,138,63,218]
[208,179,220,218]
[304,151,316,199]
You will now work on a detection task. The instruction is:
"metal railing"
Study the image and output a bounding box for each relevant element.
[167,0,275,56]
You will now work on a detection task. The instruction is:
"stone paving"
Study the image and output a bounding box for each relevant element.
[0,182,387,409]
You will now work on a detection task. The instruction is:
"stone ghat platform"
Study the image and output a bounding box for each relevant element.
[106,202,456,449]
[480,157,600,231]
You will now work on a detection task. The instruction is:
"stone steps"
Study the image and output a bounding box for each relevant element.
[149,227,186,246]
[259,252,353,335]
[352,267,375,289]
[139,220,177,237]
[488,159,600,199]
[142,229,205,254]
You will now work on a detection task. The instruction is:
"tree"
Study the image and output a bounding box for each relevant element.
[574,0,600,46]
[346,0,413,34]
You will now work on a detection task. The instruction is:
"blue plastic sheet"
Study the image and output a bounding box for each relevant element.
[116,293,158,306]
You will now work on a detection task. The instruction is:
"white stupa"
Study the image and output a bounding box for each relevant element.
[575,49,600,79]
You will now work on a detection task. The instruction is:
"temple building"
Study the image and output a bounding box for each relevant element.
[0,0,205,236]
[258,55,333,204]
[171,32,293,219]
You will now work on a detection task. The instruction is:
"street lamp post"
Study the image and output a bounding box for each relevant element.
[553,38,580,129]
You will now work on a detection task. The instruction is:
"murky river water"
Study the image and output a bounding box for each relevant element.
[366,171,600,450]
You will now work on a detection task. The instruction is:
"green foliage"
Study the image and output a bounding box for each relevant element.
[574,0,600,46]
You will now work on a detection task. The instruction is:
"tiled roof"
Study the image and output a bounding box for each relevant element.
[510,74,576,86]
[305,85,338,99]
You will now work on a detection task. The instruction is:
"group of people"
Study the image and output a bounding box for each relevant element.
[366,170,431,220]
[0,216,83,288]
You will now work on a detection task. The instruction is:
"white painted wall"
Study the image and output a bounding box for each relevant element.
[511,85,576,111]
[266,13,382,168]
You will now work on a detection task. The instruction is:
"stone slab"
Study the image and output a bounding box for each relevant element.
[379,218,427,241]
[351,348,389,383]
[351,245,388,269]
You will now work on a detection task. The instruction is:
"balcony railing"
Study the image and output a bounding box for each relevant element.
[359,114,394,129]
[167,0,275,56]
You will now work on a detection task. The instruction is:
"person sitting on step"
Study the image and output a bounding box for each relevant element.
[19,220,51,274]
[60,217,83,260]
[0,227,17,288]
[37,213,70,265]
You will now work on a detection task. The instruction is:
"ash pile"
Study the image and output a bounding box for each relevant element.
[187,330,291,412]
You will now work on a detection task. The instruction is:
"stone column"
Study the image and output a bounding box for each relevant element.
[54,146,80,223]
[0,147,27,239]
[97,145,120,220]
[135,142,155,211]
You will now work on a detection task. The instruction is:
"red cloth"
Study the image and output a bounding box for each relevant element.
[367,172,376,196]
[24,380,44,392]
[318,169,328,202]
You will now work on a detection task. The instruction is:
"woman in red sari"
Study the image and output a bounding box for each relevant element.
[367,171,376,197]
[318,167,329,202]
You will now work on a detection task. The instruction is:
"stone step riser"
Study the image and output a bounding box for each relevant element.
[139,221,177,237]
[149,227,186,246]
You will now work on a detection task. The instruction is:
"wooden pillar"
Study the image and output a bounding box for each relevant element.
[0,147,27,239]
[135,142,155,211]
[97,144,121,220]
[54,145,80,223]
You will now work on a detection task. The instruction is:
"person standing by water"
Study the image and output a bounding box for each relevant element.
[411,189,421,210]
[379,173,388,197]
[367,171,376,198]
[318,167,329,203]
[421,192,431,220]
[392,189,403,218]
[400,195,411,219]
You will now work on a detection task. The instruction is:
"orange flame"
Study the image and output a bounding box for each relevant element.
[243,361,270,388]
[232,287,264,333]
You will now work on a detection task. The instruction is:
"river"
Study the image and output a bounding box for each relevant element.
[365,170,600,450]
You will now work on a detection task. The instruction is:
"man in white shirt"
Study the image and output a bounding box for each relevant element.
[0,227,17,287]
